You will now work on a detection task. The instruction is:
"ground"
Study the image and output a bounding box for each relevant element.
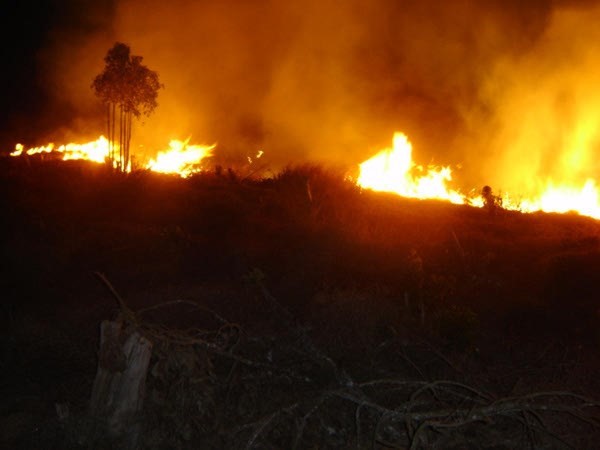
[1,157,599,449]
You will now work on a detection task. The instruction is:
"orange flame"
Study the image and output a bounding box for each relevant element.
[9,136,214,178]
[8,131,600,220]
[516,180,600,218]
[357,131,600,220]
[146,139,215,177]
[10,136,109,163]
[357,132,465,205]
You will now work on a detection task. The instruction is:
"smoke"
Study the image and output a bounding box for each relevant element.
[474,1,600,196]
[35,0,600,187]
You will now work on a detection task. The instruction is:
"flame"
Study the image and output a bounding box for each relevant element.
[357,132,466,205]
[10,137,109,163]
[146,139,215,177]
[247,150,264,164]
[9,136,214,178]
[516,180,600,218]
[8,130,600,220]
[357,131,600,220]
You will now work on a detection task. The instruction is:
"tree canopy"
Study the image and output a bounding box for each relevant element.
[92,42,162,170]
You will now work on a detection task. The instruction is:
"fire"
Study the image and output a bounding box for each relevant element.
[146,139,215,177]
[357,131,600,220]
[357,132,466,205]
[9,136,214,178]
[517,180,600,218]
[7,130,600,220]
[10,136,109,164]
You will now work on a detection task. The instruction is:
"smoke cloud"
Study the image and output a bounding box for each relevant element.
[474,1,600,196]
[35,0,600,190]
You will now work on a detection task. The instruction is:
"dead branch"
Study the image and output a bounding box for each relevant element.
[333,387,599,449]
[90,272,600,449]
[94,271,138,326]
[137,299,231,326]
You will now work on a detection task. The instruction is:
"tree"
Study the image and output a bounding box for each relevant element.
[92,42,162,171]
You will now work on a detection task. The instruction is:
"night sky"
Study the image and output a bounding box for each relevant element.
[0,0,59,146]
[0,0,114,149]
[2,0,599,194]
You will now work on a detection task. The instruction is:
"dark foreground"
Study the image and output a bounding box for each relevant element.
[1,157,599,449]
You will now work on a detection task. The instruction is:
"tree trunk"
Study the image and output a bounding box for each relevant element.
[124,111,130,172]
[88,320,152,449]
[119,106,124,171]
[126,111,132,170]
[106,104,111,164]
[110,102,116,169]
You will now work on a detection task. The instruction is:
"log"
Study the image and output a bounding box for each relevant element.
[88,319,152,448]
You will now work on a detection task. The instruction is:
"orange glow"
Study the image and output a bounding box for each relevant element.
[9,137,109,163]
[10,144,24,156]
[357,132,466,205]
[8,131,600,220]
[146,139,215,177]
[517,180,600,218]
[357,131,600,220]
[9,136,214,177]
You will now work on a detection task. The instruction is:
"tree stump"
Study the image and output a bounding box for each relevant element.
[88,319,152,448]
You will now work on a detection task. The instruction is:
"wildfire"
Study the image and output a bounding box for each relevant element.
[357,131,600,220]
[357,132,466,205]
[517,180,600,218]
[7,130,600,220]
[10,137,109,164]
[146,139,215,177]
[9,136,214,177]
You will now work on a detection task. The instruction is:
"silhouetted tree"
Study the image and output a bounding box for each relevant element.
[92,42,162,171]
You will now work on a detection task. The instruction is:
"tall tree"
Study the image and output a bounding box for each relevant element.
[92,42,162,171]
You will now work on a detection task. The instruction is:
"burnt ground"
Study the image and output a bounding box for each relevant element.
[1,156,599,449]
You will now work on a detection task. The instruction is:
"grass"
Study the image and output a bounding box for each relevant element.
[1,156,599,448]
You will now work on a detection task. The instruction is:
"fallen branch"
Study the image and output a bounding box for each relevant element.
[90,272,600,449]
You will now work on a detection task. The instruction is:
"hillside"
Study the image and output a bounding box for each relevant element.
[1,157,599,449]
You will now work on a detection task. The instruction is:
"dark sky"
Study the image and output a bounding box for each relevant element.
[0,1,58,144]
[0,0,114,148]
[2,0,600,194]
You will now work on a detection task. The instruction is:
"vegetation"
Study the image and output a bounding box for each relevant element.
[481,184,503,214]
[1,157,599,448]
[92,42,162,172]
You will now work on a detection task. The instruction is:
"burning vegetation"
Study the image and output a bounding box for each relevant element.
[9,136,215,178]
[9,128,600,219]
[7,33,600,218]
[4,2,600,449]
[356,132,600,219]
